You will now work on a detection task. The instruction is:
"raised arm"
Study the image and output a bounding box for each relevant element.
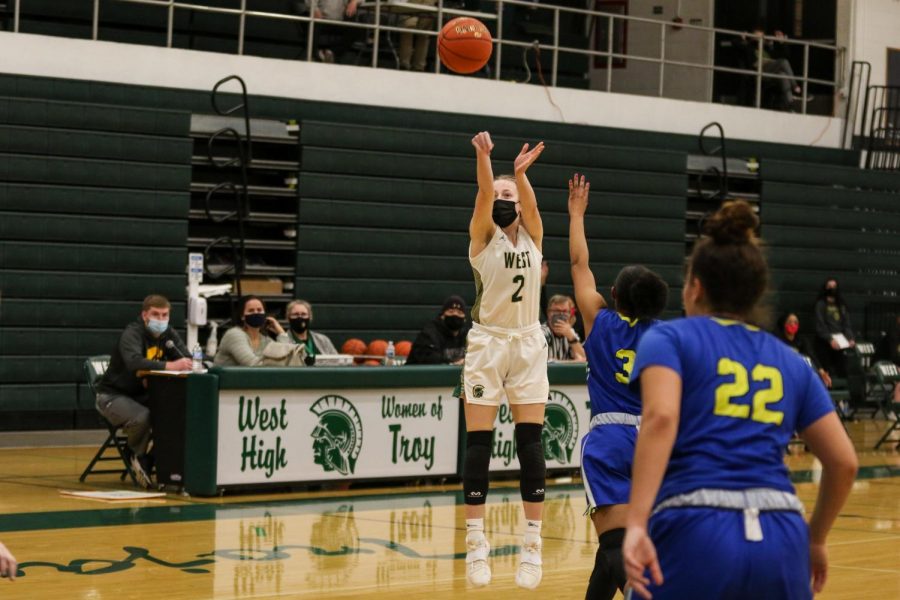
[514,142,545,251]
[469,131,496,256]
[568,173,606,338]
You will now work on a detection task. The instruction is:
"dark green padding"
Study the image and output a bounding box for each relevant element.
[0,241,184,274]
[300,121,687,173]
[763,159,900,191]
[0,328,121,356]
[296,226,685,263]
[302,147,686,196]
[0,183,188,218]
[762,181,900,212]
[763,203,900,232]
[210,363,587,389]
[0,125,191,164]
[0,356,83,384]
[767,247,898,272]
[0,153,190,190]
[0,96,189,136]
[764,224,898,252]
[0,270,184,301]
[0,212,186,245]
[185,373,220,497]
[0,300,185,328]
[299,198,684,241]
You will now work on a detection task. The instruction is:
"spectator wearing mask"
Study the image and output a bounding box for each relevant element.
[285,299,337,357]
[95,294,192,488]
[814,278,855,377]
[776,312,832,388]
[214,296,291,366]
[542,294,586,362]
[406,295,470,365]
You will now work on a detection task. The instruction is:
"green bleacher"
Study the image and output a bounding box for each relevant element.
[1,72,897,431]
[0,93,191,428]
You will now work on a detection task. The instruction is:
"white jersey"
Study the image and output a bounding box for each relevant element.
[469,225,542,330]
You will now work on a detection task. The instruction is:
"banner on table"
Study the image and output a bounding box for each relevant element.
[217,388,459,485]
[489,385,591,472]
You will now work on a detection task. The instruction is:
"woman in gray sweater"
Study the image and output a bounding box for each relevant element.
[214,296,291,366]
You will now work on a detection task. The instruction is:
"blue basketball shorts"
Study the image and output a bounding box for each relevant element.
[580,423,638,509]
[642,507,812,600]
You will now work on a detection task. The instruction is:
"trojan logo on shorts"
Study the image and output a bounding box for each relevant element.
[542,390,579,464]
[472,385,485,399]
[310,395,363,476]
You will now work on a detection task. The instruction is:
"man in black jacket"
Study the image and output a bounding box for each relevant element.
[406,295,470,365]
[95,294,191,488]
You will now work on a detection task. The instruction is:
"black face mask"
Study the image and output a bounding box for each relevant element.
[492,200,518,228]
[444,315,465,331]
[289,317,310,334]
[825,288,837,297]
[244,313,267,328]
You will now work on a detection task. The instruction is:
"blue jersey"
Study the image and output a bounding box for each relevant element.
[584,309,657,416]
[632,316,834,502]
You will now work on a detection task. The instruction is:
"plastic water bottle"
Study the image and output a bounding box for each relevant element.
[385,341,396,366]
[192,344,204,372]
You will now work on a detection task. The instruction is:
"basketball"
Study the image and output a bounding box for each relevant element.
[366,339,388,356]
[341,338,366,355]
[395,340,412,357]
[438,17,492,74]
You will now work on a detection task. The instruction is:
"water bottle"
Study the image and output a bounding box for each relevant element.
[385,340,396,366]
[192,344,204,372]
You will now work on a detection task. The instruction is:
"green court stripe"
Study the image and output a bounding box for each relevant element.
[1,465,897,534]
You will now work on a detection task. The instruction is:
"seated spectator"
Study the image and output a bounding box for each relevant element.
[406,295,470,365]
[214,296,291,366]
[738,26,804,110]
[398,0,436,71]
[285,299,337,357]
[814,278,855,377]
[889,314,900,402]
[301,0,360,63]
[95,294,192,488]
[775,312,832,388]
[542,294,586,362]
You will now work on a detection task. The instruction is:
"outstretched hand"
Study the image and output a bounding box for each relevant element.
[514,141,545,175]
[471,131,494,156]
[568,173,590,216]
[0,541,17,581]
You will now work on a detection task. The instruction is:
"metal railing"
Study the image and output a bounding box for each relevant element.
[8,0,842,111]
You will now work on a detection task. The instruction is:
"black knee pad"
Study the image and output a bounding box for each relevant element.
[599,528,626,592]
[515,423,546,503]
[585,545,615,600]
[463,430,493,505]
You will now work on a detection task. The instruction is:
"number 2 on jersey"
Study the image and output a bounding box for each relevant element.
[511,275,525,303]
[715,358,784,425]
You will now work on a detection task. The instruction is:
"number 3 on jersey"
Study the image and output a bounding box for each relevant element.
[615,349,636,384]
[715,358,784,425]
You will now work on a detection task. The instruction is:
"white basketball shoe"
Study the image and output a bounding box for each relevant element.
[465,533,492,587]
[515,535,542,590]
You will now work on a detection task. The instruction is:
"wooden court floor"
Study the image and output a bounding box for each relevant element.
[0,421,896,599]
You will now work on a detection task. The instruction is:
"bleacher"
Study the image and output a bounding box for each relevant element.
[0,72,898,430]
[0,94,192,429]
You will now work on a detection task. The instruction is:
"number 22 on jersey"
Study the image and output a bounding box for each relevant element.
[715,358,784,425]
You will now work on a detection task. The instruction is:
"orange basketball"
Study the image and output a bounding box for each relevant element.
[395,340,412,357]
[366,339,388,357]
[342,338,366,355]
[438,17,492,74]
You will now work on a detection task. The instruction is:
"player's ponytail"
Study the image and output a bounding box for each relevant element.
[689,200,770,324]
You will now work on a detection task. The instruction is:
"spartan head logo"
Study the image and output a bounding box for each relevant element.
[472,385,485,399]
[310,395,363,476]
[542,390,579,464]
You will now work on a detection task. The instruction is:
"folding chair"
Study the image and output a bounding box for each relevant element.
[873,362,900,450]
[79,355,138,485]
